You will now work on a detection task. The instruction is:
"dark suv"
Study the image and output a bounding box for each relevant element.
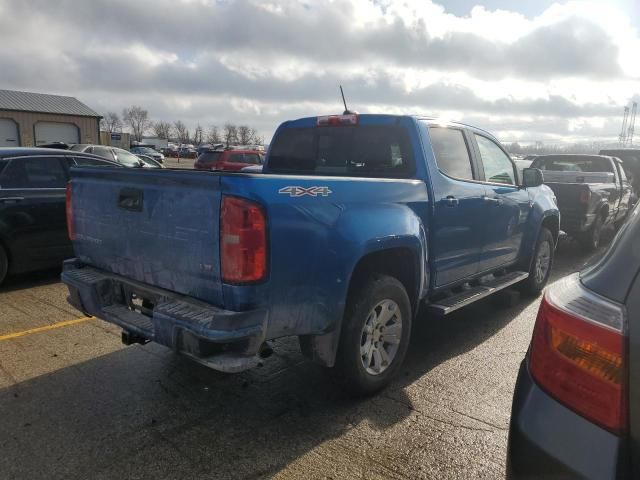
[508,203,640,479]
[0,147,119,285]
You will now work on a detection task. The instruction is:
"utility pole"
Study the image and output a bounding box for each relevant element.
[628,102,637,146]
[620,106,629,147]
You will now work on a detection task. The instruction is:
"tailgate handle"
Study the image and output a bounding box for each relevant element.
[118,188,144,212]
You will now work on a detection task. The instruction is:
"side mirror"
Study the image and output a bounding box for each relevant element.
[522,168,543,188]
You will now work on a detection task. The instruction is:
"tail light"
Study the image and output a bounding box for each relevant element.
[317,114,358,126]
[65,183,76,241]
[220,196,267,283]
[579,188,591,205]
[529,274,627,434]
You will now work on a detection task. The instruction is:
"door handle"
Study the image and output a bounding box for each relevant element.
[0,196,24,204]
[443,196,459,207]
[483,196,502,206]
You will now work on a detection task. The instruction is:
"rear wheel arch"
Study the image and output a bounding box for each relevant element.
[347,247,421,312]
[299,246,422,368]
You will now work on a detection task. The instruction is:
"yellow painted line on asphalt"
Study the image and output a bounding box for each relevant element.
[0,316,94,341]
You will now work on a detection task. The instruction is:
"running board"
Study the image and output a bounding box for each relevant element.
[427,271,529,316]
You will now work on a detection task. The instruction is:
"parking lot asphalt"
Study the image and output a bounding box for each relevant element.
[0,239,608,480]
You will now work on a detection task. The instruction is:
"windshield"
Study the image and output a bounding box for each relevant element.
[268,125,415,177]
[69,144,87,151]
[135,147,155,153]
[532,156,613,173]
[113,148,143,167]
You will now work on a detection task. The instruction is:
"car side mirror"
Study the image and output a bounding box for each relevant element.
[522,168,543,188]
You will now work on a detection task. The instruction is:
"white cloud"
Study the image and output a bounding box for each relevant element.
[0,0,637,144]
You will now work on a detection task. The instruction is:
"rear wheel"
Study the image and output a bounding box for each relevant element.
[579,214,604,251]
[519,228,554,296]
[337,275,412,396]
[0,245,7,286]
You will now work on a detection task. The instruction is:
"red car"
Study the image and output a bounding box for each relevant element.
[194,148,263,171]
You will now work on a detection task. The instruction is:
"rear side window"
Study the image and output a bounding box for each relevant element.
[229,153,262,165]
[0,157,67,188]
[618,164,628,182]
[475,135,515,185]
[268,125,415,177]
[73,156,114,167]
[428,127,474,181]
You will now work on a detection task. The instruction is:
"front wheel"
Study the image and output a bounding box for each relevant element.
[519,228,555,297]
[337,275,412,396]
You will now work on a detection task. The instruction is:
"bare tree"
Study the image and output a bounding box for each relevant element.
[153,121,172,139]
[193,124,204,146]
[173,120,190,144]
[206,125,221,145]
[122,105,152,142]
[223,123,238,147]
[100,112,122,134]
[237,125,253,145]
[248,127,259,144]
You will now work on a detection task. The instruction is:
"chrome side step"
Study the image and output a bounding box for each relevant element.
[427,271,529,316]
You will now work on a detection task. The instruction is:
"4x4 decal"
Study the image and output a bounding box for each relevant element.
[278,186,333,197]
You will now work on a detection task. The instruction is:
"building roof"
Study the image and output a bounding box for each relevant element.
[0,89,100,117]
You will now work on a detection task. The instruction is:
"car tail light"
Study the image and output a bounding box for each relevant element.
[529,274,627,434]
[220,196,267,283]
[65,183,76,241]
[579,188,591,204]
[317,114,358,126]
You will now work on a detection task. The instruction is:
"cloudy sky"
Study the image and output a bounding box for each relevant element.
[1,0,639,144]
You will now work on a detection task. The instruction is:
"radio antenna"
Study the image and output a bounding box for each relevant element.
[340,85,355,114]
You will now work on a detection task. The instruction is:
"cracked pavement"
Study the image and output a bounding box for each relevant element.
[0,240,606,479]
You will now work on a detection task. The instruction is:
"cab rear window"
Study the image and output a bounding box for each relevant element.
[268,125,415,177]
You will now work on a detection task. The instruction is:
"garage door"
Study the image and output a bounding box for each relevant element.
[0,119,19,147]
[34,122,79,145]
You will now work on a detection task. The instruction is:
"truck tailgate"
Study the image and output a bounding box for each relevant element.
[70,167,223,305]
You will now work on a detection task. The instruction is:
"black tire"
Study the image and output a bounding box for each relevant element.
[579,214,604,252]
[0,245,7,286]
[519,228,555,297]
[614,210,629,231]
[337,275,412,396]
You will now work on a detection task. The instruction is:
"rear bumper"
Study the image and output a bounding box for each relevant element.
[61,260,268,373]
[507,361,627,479]
[560,212,595,234]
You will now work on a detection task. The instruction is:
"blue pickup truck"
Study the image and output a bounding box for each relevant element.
[62,114,559,394]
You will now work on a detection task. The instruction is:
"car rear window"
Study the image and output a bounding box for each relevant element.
[532,156,613,173]
[197,151,222,163]
[268,125,415,177]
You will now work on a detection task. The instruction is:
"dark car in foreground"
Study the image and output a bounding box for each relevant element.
[508,203,640,479]
[531,154,633,250]
[0,148,120,285]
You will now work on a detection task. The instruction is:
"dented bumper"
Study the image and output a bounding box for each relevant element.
[61,259,268,373]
